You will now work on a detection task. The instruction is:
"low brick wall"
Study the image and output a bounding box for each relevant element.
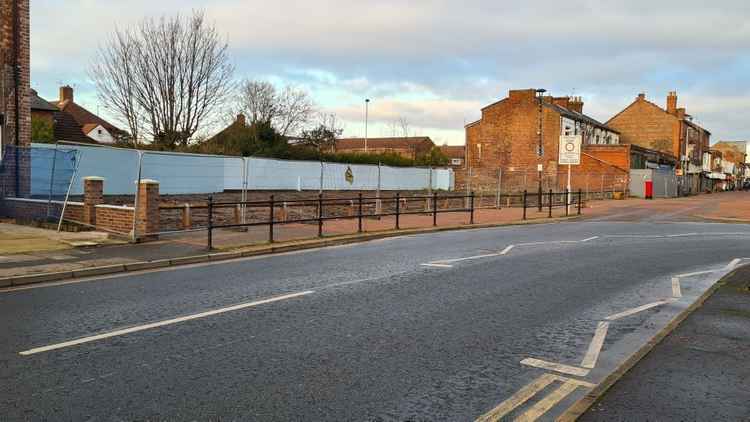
[0,197,84,222]
[95,204,134,234]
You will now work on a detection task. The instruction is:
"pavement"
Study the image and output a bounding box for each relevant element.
[3,191,749,280]
[580,264,750,421]
[2,216,750,420]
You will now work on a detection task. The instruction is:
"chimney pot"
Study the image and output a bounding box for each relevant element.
[638,93,646,100]
[236,113,246,125]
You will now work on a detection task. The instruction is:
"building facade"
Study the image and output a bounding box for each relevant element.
[334,137,435,160]
[606,92,710,194]
[463,88,625,192]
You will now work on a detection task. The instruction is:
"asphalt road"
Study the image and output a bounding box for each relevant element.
[2,220,749,421]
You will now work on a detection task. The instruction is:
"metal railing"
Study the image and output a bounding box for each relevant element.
[206,192,476,250]
[204,189,585,249]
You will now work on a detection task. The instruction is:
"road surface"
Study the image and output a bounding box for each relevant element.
[2,220,749,421]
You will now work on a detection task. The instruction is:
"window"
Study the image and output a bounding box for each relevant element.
[451,158,462,166]
[476,144,482,161]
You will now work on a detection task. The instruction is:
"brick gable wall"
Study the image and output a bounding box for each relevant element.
[606,98,678,157]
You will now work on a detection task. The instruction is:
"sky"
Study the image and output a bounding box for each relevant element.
[31,0,750,145]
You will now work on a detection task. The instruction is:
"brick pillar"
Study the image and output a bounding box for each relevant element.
[135,179,159,241]
[83,176,104,226]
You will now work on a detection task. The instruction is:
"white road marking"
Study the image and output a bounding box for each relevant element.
[667,233,699,237]
[19,291,314,356]
[672,277,682,298]
[515,380,580,422]
[475,374,558,422]
[438,252,505,264]
[500,245,515,255]
[580,321,609,369]
[520,357,590,377]
[676,269,718,278]
[605,300,673,321]
[726,258,742,270]
[580,236,599,242]
[420,263,454,268]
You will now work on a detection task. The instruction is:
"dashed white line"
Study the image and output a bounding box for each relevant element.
[580,321,609,369]
[19,290,314,356]
[520,357,590,377]
[420,263,454,268]
[580,236,599,242]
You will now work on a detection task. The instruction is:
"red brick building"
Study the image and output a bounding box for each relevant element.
[334,137,435,160]
[439,144,466,169]
[606,92,710,193]
[463,88,628,192]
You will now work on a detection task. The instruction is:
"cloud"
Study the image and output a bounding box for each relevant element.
[29,0,750,144]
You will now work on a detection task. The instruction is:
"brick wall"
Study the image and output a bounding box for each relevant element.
[0,198,83,221]
[95,205,134,234]
[607,95,678,156]
[1,0,31,148]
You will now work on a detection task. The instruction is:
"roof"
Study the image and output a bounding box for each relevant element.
[606,95,710,135]
[439,145,465,159]
[50,99,122,135]
[544,102,619,133]
[335,137,435,151]
[29,89,58,112]
[52,110,99,144]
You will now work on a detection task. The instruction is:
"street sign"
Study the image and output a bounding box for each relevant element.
[559,135,582,165]
[345,166,354,184]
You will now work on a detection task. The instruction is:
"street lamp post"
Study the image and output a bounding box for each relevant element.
[535,89,547,212]
[364,98,370,153]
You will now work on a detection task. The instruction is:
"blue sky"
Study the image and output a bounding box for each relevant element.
[31,0,750,144]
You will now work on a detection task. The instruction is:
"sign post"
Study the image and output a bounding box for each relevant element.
[559,135,582,214]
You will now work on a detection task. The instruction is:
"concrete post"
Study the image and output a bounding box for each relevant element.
[82,176,104,226]
[135,179,159,241]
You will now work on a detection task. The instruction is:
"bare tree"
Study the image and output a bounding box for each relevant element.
[234,79,315,137]
[388,115,411,138]
[300,112,343,156]
[90,11,234,149]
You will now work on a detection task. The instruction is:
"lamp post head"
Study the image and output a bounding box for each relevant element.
[365,98,370,103]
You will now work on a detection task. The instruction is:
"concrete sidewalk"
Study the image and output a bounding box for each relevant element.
[580,264,750,421]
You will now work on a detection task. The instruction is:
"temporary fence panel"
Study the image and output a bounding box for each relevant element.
[140,152,231,195]
[0,144,78,221]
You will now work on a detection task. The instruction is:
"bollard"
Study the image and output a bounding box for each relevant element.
[578,189,582,215]
[318,193,323,237]
[470,191,475,224]
[565,189,569,216]
[395,192,401,230]
[358,193,363,233]
[433,191,438,227]
[522,190,527,220]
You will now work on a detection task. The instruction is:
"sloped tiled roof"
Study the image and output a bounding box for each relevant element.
[544,102,618,133]
[47,98,125,143]
[30,89,58,112]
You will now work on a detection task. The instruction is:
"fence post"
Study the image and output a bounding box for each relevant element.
[578,189,582,215]
[207,195,213,250]
[395,192,400,230]
[565,189,569,216]
[268,194,275,243]
[548,189,552,218]
[522,190,527,220]
[429,191,436,226]
[538,183,543,212]
[496,169,502,209]
[318,193,324,238]
[357,193,363,233]
[470,191,475,224]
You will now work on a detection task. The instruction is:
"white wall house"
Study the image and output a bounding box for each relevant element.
[83,124,116,144]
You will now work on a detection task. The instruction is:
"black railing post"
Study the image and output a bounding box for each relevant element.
[268,194,275,243]
[538,185,543,212]
[470,191,475,224]
[522,190,527,220]
[548,189,553,218]
[395,192,401,230]
[432,191,438,227]
[565,189,569,216]
[578,189,582,215]
[207,195,214,250]
[357,192,363,233]
[318,193,324,237]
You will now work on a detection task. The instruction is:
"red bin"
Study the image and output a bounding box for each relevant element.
[645,180,653,199]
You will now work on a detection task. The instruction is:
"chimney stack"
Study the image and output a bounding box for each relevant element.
[666,91,678,115]
[553,97,571,110]
[236,113,246,126]
[568,96,584,114]
[60,85,74,103]
[637,93,646,100]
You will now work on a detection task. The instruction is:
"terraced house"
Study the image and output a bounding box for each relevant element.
[607,92,710,194]
[464,88,631,193]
